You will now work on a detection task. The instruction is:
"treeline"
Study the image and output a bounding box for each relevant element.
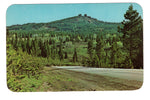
[7,28,142,69]
[85,34,132,68]
[7,4,143,69]
[85,5,143,69]
[7,32,85,62]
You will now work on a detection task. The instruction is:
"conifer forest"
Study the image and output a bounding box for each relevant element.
[6,4,143,91]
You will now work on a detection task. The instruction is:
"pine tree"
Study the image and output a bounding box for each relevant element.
[49,38,52,45]
[21,39,26,52]
[73,48,78,62]
[92,54,100,67]
[51,43,56,59]
[34,37,41,56]
[13,33,18,51]
[31,39,35,55]
[119,5,143,68]
[64,52,68,59]
[58,42,63,61]
[95,35,101,58]
[111,37,118,68]
[95,35,105,67]
[40,41,50,58]
[87,40,94,58]
[38,39,43,57]
[26,35,31,54]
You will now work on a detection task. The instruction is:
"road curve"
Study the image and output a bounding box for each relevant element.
[53,66,143,82]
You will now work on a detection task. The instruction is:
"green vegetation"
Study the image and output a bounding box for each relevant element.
[7,67,143,91]
[6,5,143,91]
[7,15,120,35]
[118,5,143,69]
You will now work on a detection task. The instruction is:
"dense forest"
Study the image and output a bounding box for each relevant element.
[7,5,143,91]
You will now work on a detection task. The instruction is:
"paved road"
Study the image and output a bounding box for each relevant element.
[54,66,143,81]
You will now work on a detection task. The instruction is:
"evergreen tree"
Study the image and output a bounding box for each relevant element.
[119,5,143,68]
[64,52,68,59]
[87,40,94,58]
[46,41,50,59]
[58,42,63,61]
[110,37,118,68]
[38,39,44,57]
[21,39,27,52]
[92,54,100,67]
[84,36,88,42]
[26,35,31,54]
[66,36,70,42]
[31,39,35,54]
[73,48,78,62]
[13,33,18,51]
[49,38,52,45]
[51,43,56,59]
[95,35,101,58]
[34,37,41,56]
[95,35,105,67]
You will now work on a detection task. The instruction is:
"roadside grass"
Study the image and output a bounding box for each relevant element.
[36,67,85,91]
[11,67,142,92]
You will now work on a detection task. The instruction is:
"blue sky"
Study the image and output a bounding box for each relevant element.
[6,3,143,26]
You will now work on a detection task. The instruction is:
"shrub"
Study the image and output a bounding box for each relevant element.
[7,44,44,91]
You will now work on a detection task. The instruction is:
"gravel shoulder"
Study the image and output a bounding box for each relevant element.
[54,66,143,81]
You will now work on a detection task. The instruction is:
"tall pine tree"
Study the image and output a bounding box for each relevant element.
[95,35,105,67]
[73,48,78,62]
[119,5,143,69]
[111,37,118,68]
[87,40,94,58]
[58,42,64,61]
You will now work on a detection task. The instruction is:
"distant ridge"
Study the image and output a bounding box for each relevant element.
[7,14,121,34]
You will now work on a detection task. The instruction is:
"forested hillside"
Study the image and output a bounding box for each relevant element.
[7,14,120,35]
[6,5,143,91]
[7,6,143,68]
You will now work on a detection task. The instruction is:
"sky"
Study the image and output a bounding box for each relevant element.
[6,3,143,26]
